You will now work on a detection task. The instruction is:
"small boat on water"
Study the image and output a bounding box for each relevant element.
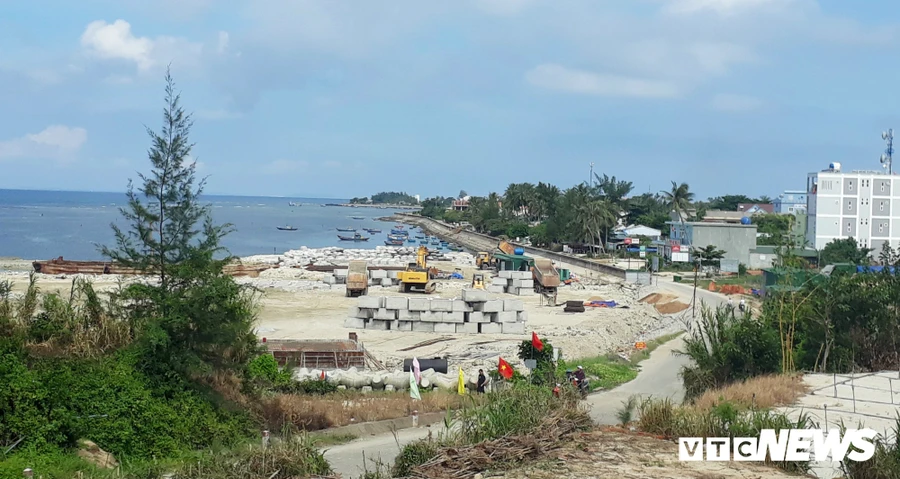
[338,233,370,242]
[415,234,424,239]
[419,239,428,244]
[394,225,405,229]
[364,228,382,233]
[288,202,300,207]
[351,216,365,220]
[277,226,298,231]
[407,238,416,243]
[390,229,407,235]
[336,227,356,232]
[384,240,404,246]
[430,240,439,245]
[387,234,407,241]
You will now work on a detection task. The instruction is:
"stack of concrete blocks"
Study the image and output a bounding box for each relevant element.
[488,271,535,296]
[344,290,527,335]
[322,268,402,288]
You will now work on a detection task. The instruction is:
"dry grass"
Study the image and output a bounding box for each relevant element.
[689,374,809,411]
[260,390,466,432]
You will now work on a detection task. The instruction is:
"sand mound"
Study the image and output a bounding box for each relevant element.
[639,292,677,305]
[655,301,690,314]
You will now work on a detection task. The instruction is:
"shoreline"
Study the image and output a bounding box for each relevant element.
[337,203,421,209]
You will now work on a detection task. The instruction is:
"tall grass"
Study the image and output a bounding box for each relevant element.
[841,417,900,479]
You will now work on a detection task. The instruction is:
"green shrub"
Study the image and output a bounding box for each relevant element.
[392,439,439,477]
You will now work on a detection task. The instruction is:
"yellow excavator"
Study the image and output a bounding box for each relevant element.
[398,245,437,293]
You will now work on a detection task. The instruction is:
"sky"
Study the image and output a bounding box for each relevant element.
[1,0,899,200]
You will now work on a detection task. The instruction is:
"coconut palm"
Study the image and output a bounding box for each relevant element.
[575,199,616,254]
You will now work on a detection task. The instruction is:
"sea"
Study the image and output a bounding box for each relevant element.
[0,189,411,261]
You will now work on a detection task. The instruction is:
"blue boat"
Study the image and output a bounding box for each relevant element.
[388,234,407,241]
[407,238,416,243]
[415,234,425,239]
[420,239,428,244]
[431,240,439,245]
[391,229,407,235]
[364,228,382,233]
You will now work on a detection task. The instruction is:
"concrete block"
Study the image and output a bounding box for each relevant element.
[334,269,348,277]
[492,278,510,287]
[430,299,452,311]
[420,311,443,322]
[470,302,485,312]
[393,320,413,332]
[368,278,376,286]
[371,269,388,279]
[503,299,525,312]
[374,308,397,320]
[501,322,526,335]
[323,274,336,284]
[412,322,435,332]
[352,307,373,319]
[487,285,506,294]
[387,270,399,279]
[480,322,502,334]
[385,297,409,310]
[408,298,430,311]
[483,300,504,313]
[495,311,517,323]
[358,296,383,309]
[398,310,421,321]
[514,271,533,280]
[499,270,512,279]
[515,288,533,296]
[511,279,534,289]
[461,288,488,302]
[434,322,457,333]
[443,311,465,323]
[367,319,390,331]
[465,311,487,323]
[457,323,479,334]
[483,312,497,323]
[343,317,365,329]
[452,300,471,312]
[517,311,528,323]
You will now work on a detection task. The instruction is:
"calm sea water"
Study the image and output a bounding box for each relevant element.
[0,189,409,261]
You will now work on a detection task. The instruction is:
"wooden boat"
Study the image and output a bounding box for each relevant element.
[288,202,300,207]
[277,226,298,231]
[390,229,407,235]
[32,257,270,278]
[336,227,356,232]
[394,225,405,229]
[364,228,382,233]
[387,234,407,241]
[384,240,404,246]
[351,216,365,220]
[338,233,369,242]
[407,238,416,243]
[415,234,425,239]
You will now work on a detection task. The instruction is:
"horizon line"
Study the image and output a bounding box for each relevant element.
[0,187,348,201]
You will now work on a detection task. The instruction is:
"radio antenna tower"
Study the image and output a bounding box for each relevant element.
[881,129,894,174]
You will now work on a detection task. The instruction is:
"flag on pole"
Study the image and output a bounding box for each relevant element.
[531,331,544,352]
[412,357,421,385]
[498,357,514,380]
[409,371,421,400]
[458,368,466,395]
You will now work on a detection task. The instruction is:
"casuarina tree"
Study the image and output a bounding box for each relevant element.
[101,67,258,378]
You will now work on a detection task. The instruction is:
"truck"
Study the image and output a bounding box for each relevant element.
[532,258,561,306]
[346,260,369,297]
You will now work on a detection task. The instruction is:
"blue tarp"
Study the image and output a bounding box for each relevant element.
[450,272,464,279]
[586,300,617,308]
[856,265,898,274]
[626,247,657,253]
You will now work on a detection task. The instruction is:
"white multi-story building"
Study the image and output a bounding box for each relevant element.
[806,162,898,252]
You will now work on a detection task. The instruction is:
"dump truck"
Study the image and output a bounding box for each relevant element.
[498,240,516,255]
[346,260,369,297]
[532,258,561,306]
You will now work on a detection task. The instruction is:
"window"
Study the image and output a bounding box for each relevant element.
[849,181,854,191]
[881,182,886,192]
[879,224,884,233]
[848,201,853,210]
[881,202,885,212]
[848,223,852,233]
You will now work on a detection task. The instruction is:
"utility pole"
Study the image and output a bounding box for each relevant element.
[590,162,595,187]
[881,129,894,175]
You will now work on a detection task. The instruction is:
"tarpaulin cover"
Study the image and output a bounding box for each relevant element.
[584,300,617,308]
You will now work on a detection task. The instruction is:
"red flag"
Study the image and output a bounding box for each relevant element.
[498,357,514,380]
[320,370,326,381]
[531,332,544,352]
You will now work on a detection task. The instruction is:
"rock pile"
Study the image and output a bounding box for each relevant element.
[243,246,475,269]
[324,267,402,288]
[344,289,527,335]
[293,366,492,392]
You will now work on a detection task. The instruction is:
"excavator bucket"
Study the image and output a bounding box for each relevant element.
[424,281,437,294]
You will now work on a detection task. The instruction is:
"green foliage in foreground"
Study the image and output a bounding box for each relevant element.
[245,354,337,395]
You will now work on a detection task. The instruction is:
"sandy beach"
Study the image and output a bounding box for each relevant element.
[1,248,685,371]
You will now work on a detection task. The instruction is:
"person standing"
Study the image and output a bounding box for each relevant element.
[476,369,486,393]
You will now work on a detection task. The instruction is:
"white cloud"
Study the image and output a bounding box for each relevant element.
[324,160,341,168]
[525,64,680,98]
[263,159,309,174]
[80,19,203,73]
[0,126,87,162]
[711,93,763,111]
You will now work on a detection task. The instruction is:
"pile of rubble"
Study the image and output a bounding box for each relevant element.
[344,289,527,335]
[293,366,493,392]
[242,246,475,269]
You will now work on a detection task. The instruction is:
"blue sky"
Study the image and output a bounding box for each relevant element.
[1,0,899,200]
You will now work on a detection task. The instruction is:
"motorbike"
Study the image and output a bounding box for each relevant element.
[565,371,589,398]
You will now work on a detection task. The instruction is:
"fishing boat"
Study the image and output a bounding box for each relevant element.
[394,225,405,229]
[419,239,428,244]
[415,234,424,239]
[387,234,407,241]
[430,239,439,245]
[407,238,416,243]
[288,202,300,207]
[336,227,356,232]
[364,228,382,233]
[384,239,404,246]
[276,226,298,231]
[351,216,365,220]
[390,229,407,235]
[338,233,369,242]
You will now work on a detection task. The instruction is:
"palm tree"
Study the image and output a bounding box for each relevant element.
[661,181,695,248]
[575,199,616,254]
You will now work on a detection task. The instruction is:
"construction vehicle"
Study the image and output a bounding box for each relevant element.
[498,240,516,255]
[398,245,437,293]
[346,260,369,297]
[475,252,496,270]
[471,272,486,289]
[532,258,561,306]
